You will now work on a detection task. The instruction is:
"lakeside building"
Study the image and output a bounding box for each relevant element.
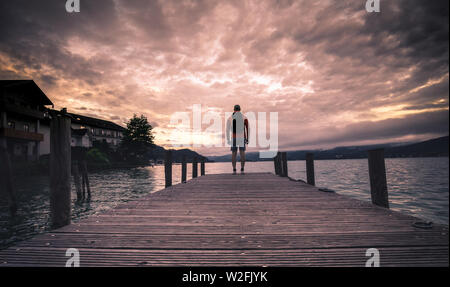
[0,80,53,161]
[0,80,126,161]
[68,112,126,149]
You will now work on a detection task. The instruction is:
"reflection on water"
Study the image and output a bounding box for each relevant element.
[1,157,448,249]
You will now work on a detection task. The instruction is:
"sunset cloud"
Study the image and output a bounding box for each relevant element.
[0,0,448,155]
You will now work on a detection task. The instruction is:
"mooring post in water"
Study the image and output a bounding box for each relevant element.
[306,153,315,186]
[0,136,17,216]
[192,156,198,178]
[281,152,288,177]
[81,160,91,199]
[165,150,172,188]
[50,113,72,229]
[0,110,16,216]
[368,148,389,208]
[201,158,205,176]
[81,163,86,199]
[72,161,82,201]
[181,155,187,183]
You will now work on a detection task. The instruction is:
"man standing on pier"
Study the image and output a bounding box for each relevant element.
[226,105,249,175]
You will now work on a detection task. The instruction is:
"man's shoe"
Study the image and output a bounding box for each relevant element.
[233,169,237,175]
[241,167,245,174]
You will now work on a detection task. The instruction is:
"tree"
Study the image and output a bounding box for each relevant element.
[120,114,155,162]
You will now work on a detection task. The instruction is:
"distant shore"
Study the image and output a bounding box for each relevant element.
[11,161,149,177]
[208,154,449,163]
[207,136,449,162]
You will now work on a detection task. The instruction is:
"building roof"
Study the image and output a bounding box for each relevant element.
[69,112,126,131]
[0,80,53,106]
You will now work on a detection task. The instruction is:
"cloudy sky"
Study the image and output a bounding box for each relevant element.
[0,0,448,155]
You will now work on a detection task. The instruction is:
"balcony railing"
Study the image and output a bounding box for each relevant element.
[0,128,44,141]
[1,103,46,119]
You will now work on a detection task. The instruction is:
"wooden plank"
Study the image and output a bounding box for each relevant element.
[14,232,449,250]
[1,247,448,267]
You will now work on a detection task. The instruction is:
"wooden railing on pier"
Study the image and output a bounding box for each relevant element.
[164,151,206,188]
[273,149,389,208]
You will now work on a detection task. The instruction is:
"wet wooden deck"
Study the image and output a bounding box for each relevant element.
[0,173,448,267]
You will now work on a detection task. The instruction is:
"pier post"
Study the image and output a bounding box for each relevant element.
[81,160,91,199]
[192,157,198,178]
[181,155,187,183]
[0,137,17,216]
[81,163,86,199]
[165,150,172,188]
[306,153,315,186]
[281,152,288,177]
[273,155,278,175]
[0,110,16,216]
[368,149,389,208]
[72,161,82,201]
[50,114,72,229]
[201,158,205,176]
[275,152,282,176]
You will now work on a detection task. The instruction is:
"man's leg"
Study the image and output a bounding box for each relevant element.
[231,150,237,173]
[239,149,245,172]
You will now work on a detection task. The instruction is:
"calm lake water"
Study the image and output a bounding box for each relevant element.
[1,157,448,249]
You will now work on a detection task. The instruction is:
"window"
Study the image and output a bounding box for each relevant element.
[7,121,15,129]
[24,124,30,132]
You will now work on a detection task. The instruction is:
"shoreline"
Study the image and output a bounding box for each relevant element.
[208,155,450,163]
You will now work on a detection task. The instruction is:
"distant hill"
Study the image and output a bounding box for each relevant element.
[149,145,207,163]
[207,136,449,162]
[384,136,448,158]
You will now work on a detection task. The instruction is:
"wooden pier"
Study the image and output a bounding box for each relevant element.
[0,173,448,267]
